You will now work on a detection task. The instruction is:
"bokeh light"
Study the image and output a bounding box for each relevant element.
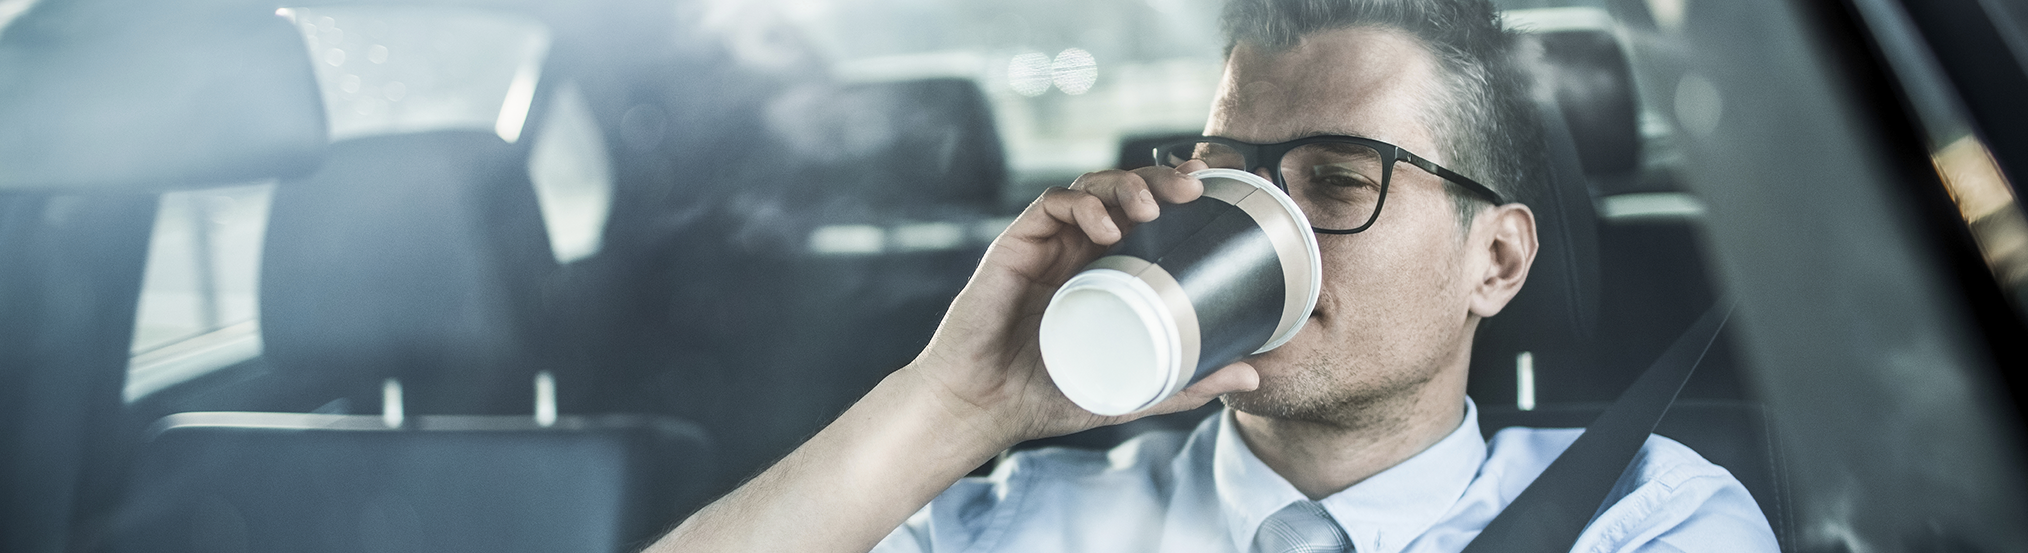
[1051,47,1097,95]
[1007,52,1051,97]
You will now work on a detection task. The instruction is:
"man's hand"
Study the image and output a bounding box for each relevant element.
[907,158,1261,448]
[651,159,1258,553]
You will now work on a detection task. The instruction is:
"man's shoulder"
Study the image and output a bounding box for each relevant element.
[1482,426,1738,491]
[1476,427,1778,552]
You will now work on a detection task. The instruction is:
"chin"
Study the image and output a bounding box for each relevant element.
[1219,387,1334,424]
[1221,344,1418,427]
[1217,358,1343,423]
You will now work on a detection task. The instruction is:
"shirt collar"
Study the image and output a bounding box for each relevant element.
[1214,397,1487,553]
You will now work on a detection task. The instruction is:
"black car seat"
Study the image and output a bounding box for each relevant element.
[0,0,324,546]
[107,8,723,549]
[648,77,1009,483]
[261,131,557,415]
[0,3,325,550]
[1463,61,1606,413]
[1472,18,1792,550]
[115,127,722,552]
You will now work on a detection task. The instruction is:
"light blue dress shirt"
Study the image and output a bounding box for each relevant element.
[873,398,1777,553]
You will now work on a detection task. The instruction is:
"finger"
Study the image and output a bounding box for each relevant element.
[1136,361,1258,416]
[1070,170,1160,223]
[1006,187,1121,245]
[1129,160,1207,205]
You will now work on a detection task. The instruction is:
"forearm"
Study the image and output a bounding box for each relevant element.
[649,367,1012,553]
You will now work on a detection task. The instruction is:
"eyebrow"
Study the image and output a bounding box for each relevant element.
[1216,130,1383,144]
[1297,129,1382,141]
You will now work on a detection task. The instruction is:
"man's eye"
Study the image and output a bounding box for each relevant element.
[1309,164,1378,188]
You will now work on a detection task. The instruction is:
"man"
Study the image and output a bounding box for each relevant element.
[651,0,1777,552]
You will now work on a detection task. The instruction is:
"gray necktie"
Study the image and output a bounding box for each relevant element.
[1250,500,1353,553]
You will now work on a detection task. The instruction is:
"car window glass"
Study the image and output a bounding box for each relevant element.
[527,81,615,265]
[125,182,274,403]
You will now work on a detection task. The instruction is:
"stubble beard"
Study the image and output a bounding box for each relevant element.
[1218,344,1439,431]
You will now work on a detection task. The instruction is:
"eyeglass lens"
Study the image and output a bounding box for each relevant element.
[1157,140,1385,232]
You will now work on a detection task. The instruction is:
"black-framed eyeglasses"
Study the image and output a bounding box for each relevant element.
[1152,135,1508,234]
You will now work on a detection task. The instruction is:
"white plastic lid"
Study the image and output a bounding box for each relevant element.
[1037,269,1181,416]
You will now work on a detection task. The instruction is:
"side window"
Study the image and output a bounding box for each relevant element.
[125,182,274,403]
[527,81,615,264]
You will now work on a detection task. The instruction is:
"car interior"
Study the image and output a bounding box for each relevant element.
[2,0,2025,552]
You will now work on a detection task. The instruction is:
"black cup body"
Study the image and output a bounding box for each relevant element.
[1099,195,1285,386]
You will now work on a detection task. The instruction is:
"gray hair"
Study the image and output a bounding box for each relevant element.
[1221,0,1547,229]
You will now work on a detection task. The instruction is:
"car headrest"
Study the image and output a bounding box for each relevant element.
[0,2,326,191]
[261,132,555,414]
[1532,28,1642,177]
[762,77,1006,215]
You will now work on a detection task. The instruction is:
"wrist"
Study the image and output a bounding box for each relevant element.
[887,362,1026,458]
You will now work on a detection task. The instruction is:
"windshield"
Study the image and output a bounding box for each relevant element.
[4,0,2027,552]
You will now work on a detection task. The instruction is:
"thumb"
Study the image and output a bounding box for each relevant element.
[1138,362,1259,416]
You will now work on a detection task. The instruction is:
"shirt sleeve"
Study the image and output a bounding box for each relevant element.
[1578,437,1781,553]
[1630,473,1779,553]
[869,466,1033,553]
[870,429,1202,553]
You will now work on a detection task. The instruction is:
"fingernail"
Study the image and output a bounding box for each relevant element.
[1139,189,1155,205]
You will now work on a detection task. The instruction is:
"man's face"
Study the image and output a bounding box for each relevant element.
[1214,27,1481,424]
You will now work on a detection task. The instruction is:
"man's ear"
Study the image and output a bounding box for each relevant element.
[1468,203,1537,318]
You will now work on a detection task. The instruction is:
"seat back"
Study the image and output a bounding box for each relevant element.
[1503,19,1749,405]
[262,131,558,414]
[1467,99,1604,398]
[1465,29,1605,409]
[110,413,713,553]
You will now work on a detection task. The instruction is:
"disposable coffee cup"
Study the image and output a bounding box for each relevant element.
[1038,168,1322,416]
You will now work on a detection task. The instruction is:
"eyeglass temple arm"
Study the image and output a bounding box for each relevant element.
[1396,150,1510,205]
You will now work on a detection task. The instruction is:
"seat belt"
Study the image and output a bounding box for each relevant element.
[1459,303,1734,553]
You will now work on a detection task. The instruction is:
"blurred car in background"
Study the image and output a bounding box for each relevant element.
[2,0,2025,551]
